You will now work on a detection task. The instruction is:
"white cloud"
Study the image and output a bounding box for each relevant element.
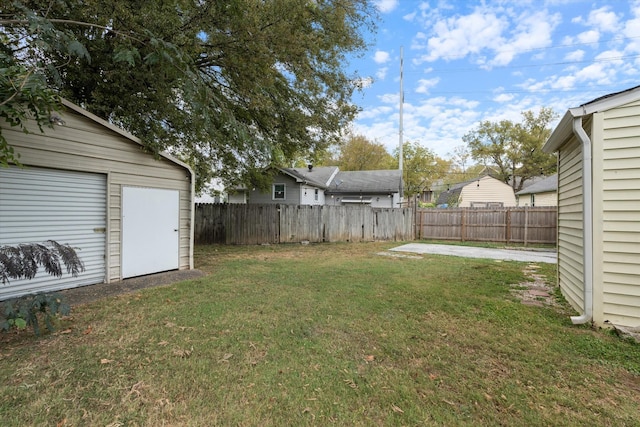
[564,49,585,61]
[448,97,479,109]
[595,49,624,62]
[373,50,390,64]
[417,10,508,62]
[357,106,393,120]
[493,93,515,103]
[550,75,577,90]
[586,6,620,32]
[376,67,388,80]
[373,0,398,14]
[574,63,610,83]
[415,77,440,94]
[414,7,559,67]
[379,93,400,105]
[489,10,560,67]
[577,30,600,44]
[622,2,640,52]
[403,11,417,22]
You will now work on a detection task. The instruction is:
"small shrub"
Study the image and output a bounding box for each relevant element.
[418,202,436,208]
[1,292,70,335]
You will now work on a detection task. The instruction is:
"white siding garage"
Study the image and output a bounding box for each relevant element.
[0,99,194,300]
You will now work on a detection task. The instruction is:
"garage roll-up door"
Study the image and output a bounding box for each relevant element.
[0,166,106,299]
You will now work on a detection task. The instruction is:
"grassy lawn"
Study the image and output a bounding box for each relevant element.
[1,242,639,426]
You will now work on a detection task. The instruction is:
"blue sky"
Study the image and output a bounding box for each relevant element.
[348,0,640,159]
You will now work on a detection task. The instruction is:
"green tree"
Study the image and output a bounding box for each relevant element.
[447,145,471,178]
[0,0,375,192]
[336,134,394,171]
[462,108,557,191]
[395,141,449,198]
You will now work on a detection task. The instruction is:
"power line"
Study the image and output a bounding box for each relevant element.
[421,84,632,96]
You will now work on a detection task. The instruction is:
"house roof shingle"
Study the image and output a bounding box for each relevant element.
[279,166,339,189]
[515,174,557,195]
[327,169,402,194]
[435,177,476,205]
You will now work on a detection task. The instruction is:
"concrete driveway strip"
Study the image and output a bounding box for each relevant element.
[389,243,557,264]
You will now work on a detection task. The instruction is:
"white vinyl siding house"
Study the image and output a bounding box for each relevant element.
[556,138,585,318]
[516,174,558,207]
[0,99,194,300]
[531,192,556,206]
[543,86,640,328]
[437,176,516,208]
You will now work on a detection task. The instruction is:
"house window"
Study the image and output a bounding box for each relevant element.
[314,189,319,201]
[273,184,286,200]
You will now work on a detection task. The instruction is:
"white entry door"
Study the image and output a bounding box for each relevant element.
[122,187,180,278]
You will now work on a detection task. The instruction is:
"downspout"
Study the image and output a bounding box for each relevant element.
[571,116,593,325]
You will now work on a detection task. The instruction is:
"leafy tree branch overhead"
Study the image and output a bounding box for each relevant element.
[0,0,376,192]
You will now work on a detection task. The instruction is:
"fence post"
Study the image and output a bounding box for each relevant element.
[524,207,529,247]
[505,208,511,244]
[461,208,466,242]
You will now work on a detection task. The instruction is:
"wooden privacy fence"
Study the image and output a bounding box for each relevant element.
[195,203,415,245]
[416,207,557,245]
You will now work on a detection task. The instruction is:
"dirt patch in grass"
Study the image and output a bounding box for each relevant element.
[58,269,205,306]
[511,264,560,308]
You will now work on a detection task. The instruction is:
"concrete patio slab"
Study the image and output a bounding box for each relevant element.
[389,243,557,264]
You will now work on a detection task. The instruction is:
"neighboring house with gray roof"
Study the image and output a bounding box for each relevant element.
[325,170,402,208]
[232,166,402,208]
[515,174,558,206]
[243,165,338,206]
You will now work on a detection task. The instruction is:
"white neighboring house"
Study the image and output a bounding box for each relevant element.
[436,175,516,208]
[515,174,558,207]
[228,166,403,208]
